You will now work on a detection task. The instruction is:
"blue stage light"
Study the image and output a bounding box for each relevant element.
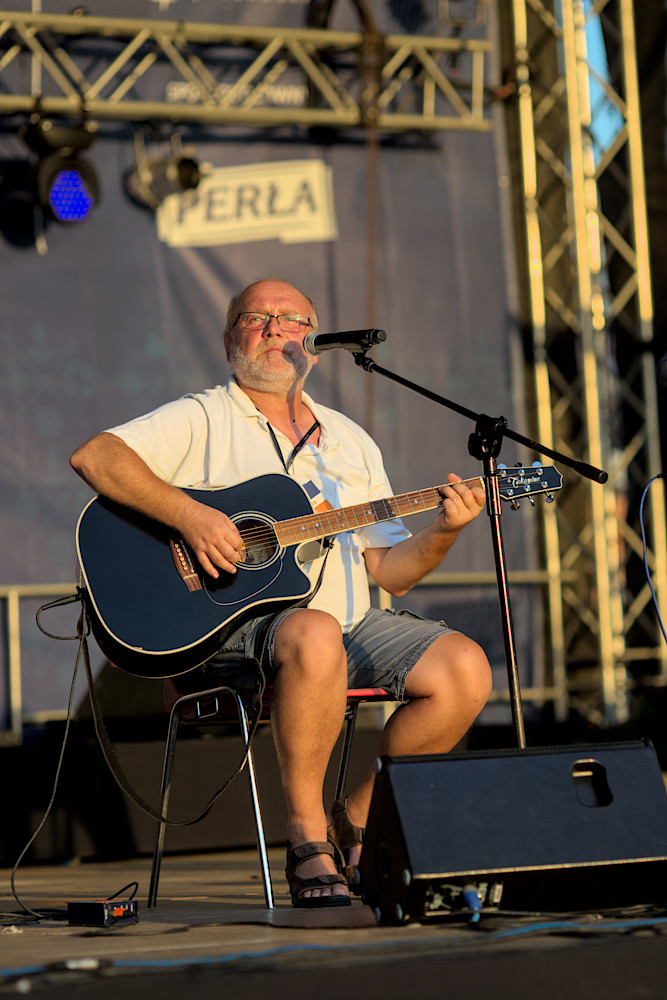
[21,118,100,224]
[48,168,96,222]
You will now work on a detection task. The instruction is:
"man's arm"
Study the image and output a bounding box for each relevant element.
[70,432,243,577]
[363,474,486,597]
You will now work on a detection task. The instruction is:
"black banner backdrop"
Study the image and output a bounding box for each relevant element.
[0,0,540,727]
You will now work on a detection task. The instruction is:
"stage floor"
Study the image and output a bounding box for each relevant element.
[2,849,667,999]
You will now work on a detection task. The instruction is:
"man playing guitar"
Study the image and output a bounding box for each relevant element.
[70,278,491,908]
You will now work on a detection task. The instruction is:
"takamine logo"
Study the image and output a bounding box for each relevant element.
[157,160,338,247]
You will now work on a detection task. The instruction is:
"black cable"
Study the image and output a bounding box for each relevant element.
[79,608,263,828]
[38,592,275,829]
[469,913,667,941]
[639,473,666,645]
[105,881,139,902]
[17,569,332,918]
[10,598,139,922]
[9,592,260,924]
[35,591,85,639]
[10,597,86,921]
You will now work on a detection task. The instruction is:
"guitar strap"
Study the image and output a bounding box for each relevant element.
[267,419,320,473]
[265,413,335,584]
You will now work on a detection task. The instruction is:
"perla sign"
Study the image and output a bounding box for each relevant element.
[157,160,337,247]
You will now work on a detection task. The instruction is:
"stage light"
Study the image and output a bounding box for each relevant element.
[21,118,100,223]
[125,134,201,210]
[35,153,99,222]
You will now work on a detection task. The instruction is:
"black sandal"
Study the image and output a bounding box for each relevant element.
[285,840,351,908]
[327,797,365,894]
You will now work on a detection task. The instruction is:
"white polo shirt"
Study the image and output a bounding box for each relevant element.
[106,379,410,632]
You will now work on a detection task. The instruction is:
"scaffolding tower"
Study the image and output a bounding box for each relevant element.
[500,0,667,725]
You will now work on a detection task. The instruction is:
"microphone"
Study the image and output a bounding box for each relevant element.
[302,329,387,356]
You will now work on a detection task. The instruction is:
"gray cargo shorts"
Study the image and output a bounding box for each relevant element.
[202,606,459,704]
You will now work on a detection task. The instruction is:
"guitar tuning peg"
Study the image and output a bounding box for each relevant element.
[511,500,521,511]
[531,461,543,469]
[545,494,554,503]
[516,462,523,468]
[528,496,535,507]
[498,463,507,471]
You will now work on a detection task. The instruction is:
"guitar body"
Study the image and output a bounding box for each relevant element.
[76,475,315,678]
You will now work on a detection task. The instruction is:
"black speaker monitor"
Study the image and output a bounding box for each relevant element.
[358,740,667,924]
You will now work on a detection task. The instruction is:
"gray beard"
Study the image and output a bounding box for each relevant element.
[229,341,310,391]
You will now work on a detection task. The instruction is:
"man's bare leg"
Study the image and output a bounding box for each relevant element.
[330,632,492,867]
[271,609,350,899]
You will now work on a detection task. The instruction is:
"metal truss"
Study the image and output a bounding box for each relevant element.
[0,9,492,131]
[504,0,667,724]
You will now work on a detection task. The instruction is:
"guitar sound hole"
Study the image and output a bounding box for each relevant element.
[237,518,279,567]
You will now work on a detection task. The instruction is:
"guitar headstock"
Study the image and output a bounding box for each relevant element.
[497,463,563,508]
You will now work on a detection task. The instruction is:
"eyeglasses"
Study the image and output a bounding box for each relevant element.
[235,312,312,333]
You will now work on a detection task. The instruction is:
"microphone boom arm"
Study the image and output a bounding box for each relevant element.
[353,353,607,484]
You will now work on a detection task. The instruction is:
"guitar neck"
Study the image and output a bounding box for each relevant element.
[272,476,484,547]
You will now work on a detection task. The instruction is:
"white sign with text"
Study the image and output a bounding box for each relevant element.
[157,160,338,247]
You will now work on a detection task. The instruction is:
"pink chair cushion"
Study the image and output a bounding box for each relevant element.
[163,677,390,717]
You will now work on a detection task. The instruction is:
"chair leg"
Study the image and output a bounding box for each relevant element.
[334,703,359,801]
[148,687,275,910]
[148,705,181,908]
[235,693,275,908]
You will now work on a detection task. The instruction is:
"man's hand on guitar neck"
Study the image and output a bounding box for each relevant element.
[434,473,486,536]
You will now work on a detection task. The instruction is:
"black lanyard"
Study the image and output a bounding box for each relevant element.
[267,419,320,474]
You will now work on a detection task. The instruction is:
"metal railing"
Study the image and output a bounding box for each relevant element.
[1,568,570,744]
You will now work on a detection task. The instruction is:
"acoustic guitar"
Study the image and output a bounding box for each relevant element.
[76,466,562,677]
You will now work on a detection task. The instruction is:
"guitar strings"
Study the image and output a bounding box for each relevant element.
[234,485,447,550]
[227,470,547,553]
[232,475,491,549]
[233,476,487,551]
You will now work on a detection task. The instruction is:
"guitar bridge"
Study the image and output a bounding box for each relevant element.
[169,537,203,592]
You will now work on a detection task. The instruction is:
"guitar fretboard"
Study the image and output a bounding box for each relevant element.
[272,478,483,547]
[235,465,561,558]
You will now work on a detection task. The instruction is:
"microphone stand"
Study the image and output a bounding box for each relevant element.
[351,350,607,749]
